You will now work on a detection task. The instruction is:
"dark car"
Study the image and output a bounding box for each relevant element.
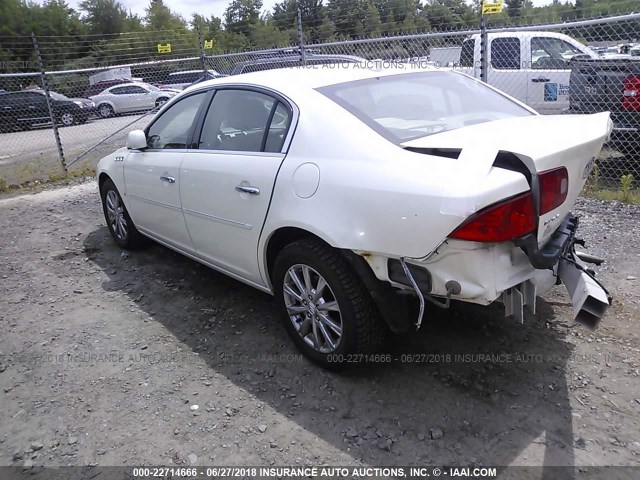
[229,53,365,75]
[0,89,90,132]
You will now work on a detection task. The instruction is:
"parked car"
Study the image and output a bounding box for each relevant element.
[458,31,598,114]
[89,82,179,118]
[0,88,90,131]
[160,69,225,90]
[96,67,612,368]
[230,53,365,75]
[84,79,134,98]
[566,56,640,159]
[70,97,96,117]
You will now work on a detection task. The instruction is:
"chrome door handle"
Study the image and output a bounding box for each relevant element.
[160,175,175,183]
[235,185,260,195]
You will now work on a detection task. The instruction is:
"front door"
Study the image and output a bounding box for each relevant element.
[180,88,293,285]
[526,36,584,114]
[123,91,208,251]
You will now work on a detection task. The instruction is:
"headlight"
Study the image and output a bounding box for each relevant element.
[73,100,83,107]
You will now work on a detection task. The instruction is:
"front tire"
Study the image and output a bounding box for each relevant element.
[98,104,114,118]
[273,239,386,370]
[100,178,146,250]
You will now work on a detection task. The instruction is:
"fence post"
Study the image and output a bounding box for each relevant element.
[195,25,209,73]
[480,14,488,83]
[31,32,67,175]
[297,5,306,66]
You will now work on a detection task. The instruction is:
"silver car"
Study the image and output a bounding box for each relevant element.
[89,82,179,118]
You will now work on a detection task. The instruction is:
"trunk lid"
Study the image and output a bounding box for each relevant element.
[402,112,612,245]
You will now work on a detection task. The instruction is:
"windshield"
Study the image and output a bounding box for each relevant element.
[49,91,70,101]
[317,71,533,143]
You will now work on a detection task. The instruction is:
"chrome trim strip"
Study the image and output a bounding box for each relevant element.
[128,194,182,212]
[183,208,252,230]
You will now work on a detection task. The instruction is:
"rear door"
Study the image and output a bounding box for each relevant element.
[180,87,294,284]
[487,37,529,104]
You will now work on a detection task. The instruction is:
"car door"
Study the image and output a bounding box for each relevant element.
[180,88,294,285]
[126,85,154,111]
[526,36,585,114]
[123,90,209,251]
[487,37,529,105]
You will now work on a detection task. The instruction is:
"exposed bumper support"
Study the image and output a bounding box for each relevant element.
[558,252,611,330]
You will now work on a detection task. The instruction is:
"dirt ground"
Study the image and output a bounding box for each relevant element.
[0,182,639,476]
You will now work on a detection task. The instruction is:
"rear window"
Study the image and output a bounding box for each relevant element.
[317,71,532,143]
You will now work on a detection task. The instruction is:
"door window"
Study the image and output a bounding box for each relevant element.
[531,37,584,69]
[491,38,521,70]
[199,89,290,152]
[146,92,206,149]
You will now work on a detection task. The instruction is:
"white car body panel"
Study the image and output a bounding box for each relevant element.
[97,66,612,318]
[90,83,177,114]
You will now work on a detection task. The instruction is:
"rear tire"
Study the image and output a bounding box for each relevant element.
[155,97,169,108]
[273,238,386,370]
[100,178,146,250]
[59,112,75,127]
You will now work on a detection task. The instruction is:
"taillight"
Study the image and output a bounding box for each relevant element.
[538,167,568,215]
[449,192,536,243]
[622,74,640,111]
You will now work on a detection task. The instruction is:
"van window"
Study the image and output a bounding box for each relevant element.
[491,38,521,69]
[460,39,474,67]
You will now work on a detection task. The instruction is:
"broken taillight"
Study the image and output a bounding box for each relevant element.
[538,167,568,215]
[449,192,536,243]
[622,74,640,111]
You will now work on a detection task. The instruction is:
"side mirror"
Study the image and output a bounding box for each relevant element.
[126,130,147,150]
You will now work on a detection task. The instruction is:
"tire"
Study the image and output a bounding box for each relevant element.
[100,178,146,250]
[59,112,75,127]
[155,97,169,108]
[98,104,114,118]
[273,238,386,370]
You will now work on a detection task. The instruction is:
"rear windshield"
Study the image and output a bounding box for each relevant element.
[317,71,533,143]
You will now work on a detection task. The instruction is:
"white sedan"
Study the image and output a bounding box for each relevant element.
[90,82,179,118]
[96,66,612,368]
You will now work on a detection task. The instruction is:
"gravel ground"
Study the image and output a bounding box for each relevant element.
[0,183,638,474]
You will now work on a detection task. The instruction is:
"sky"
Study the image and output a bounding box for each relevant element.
[63,0,562,24]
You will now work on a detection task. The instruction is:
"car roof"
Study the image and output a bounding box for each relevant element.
[193,64,439,93]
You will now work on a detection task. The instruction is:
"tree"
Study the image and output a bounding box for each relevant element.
[144,0,187,31]
[79,0,128,35]
[224,0,263,36]
[505,0,524,19]
[363,2,382,37]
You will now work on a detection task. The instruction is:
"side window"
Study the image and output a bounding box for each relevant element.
[265,102,291,153]
[460,39,474,67]
[491,38,521,69]
[531,37,583,69]
[199,89,281,152]
[128,86,147,94]
[110,86,128,95]
[146,92,206,149]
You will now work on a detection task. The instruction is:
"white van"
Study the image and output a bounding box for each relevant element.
[458,31,598,114]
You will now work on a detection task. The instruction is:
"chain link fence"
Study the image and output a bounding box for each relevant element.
[1,13,639,193]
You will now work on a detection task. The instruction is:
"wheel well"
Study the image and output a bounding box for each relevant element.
[265,227,327,283]
[98,173,110,190]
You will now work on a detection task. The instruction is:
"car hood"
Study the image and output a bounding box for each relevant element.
[402,112,612,245]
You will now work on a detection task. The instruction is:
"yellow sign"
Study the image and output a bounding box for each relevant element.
[482,0,503,14]
[157,43,172,53]
[203,40,214,49]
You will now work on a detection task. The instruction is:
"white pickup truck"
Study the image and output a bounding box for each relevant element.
[457,31,598,114]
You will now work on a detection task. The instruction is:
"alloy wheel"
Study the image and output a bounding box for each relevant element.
[105,190,128,241]
[282,264,343,353]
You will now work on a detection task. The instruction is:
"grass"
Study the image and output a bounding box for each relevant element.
[0,160,96,194]
[585,188,640,205]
